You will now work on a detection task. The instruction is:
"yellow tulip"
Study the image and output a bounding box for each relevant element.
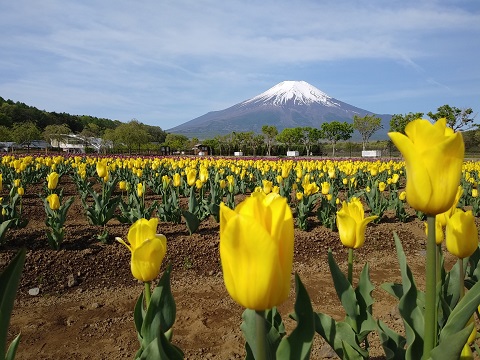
[186,169,197,186]
[195,179,203,189]
[219,192,294,310]
[328,168,336,179]
[472,189,478,198]
[262,179,273,194]
[46,172,59,190]
[219,179,226,189]
[321,181,330,195]
[304,182,319,197]
[336,198,378,249]
[47,193,60,210]
[0,174,3,191]
[173,173,181,187]
[378,182,386,192]
[445,209,478,259]
[137,183,144,197]
[437,186,463,227]
[296,192,304,201]
[118,181,127,191]
[424,217,444,245]
[391,173,400,184]
[96,161,107,178]
[13,179,21,187]
[116,218,167,282]
[17,187,24,196]
[399,191,407,201]
[388,118,464,215]
[162,175,171,190]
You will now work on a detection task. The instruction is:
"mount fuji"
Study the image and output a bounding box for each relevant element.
[167,81,392,139]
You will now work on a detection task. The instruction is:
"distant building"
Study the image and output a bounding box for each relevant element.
[50,134,112,153]
[193,144,211,156]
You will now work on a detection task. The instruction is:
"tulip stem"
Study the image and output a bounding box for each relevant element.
[424,215,437,358]
[458,258,465,300]
[144,281,151,308]
[348,248,353,285]
[255,310,267,360]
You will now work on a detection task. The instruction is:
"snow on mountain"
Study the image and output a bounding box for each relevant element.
[242,80,340,107]
[166,80,392,139]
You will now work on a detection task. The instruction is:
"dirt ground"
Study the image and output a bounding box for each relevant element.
[0,178,469,359]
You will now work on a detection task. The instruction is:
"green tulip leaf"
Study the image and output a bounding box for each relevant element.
[277,274,314,360]
[0,248,26,360]
[182,210,200,235]
[5,334,21,360]
[439,278,480,343]
[392,233,425,358]
[327,249,358,319]
[380,282,404,300]
[0,220,13,245]
[314,313,366,359]
[137,330,184,360]
[241,308,284,360]
[134,291,146,336]
[376,319,406,360]
[355,263,377,338]
[141,266,176,346]
[430,324,473,360]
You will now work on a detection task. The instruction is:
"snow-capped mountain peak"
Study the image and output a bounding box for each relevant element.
[243,80,340,107]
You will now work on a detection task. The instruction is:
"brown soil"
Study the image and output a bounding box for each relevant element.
[0,178,464,359]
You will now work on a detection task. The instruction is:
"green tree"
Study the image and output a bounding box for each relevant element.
[389,112,424,134]
[113,120,151,153]
[353,114,382,151]
[202,138,220,155]
[144,124,167,144]
[11,122,42,152]
[250,134,265,156]
[0,126,12,141]
[43,124,72,143]
[300,127,322,156]
[320,121,354,157]
[428,105,476,131]
[276,127,303,152]
[164,133,189,152]
[261,125,278,156]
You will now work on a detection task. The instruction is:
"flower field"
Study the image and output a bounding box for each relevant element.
[1,146,480,358]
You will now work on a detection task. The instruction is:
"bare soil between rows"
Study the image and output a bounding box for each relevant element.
[0,179,464,359]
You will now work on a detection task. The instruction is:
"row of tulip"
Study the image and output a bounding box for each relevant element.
[2,142,480,247]
[2,118,480,359]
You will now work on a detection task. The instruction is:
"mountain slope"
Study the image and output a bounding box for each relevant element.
[167,81,391,139]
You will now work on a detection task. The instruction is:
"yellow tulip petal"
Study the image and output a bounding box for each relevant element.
[127,218,158,250]
[131,235,167,282]
[337,212,357,248]
[220,211,287,310]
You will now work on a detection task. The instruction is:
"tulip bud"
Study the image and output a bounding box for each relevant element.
[118,181,127,191]
[219,192,294,310]
[446,209,478,259]
[388,118,464,215]
[96,162,107,178]
[116,218,167,282]
[173,173,181,187]
[46,172,59,190]
[17,187,24,196]
[47,193,60,210]
[336,198,378,249]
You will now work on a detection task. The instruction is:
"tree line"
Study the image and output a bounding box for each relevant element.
[0,95,476,156]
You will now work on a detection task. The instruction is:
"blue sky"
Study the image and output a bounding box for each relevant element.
[1,0,479,131]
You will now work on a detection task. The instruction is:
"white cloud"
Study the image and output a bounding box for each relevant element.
[0,0,479,128]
